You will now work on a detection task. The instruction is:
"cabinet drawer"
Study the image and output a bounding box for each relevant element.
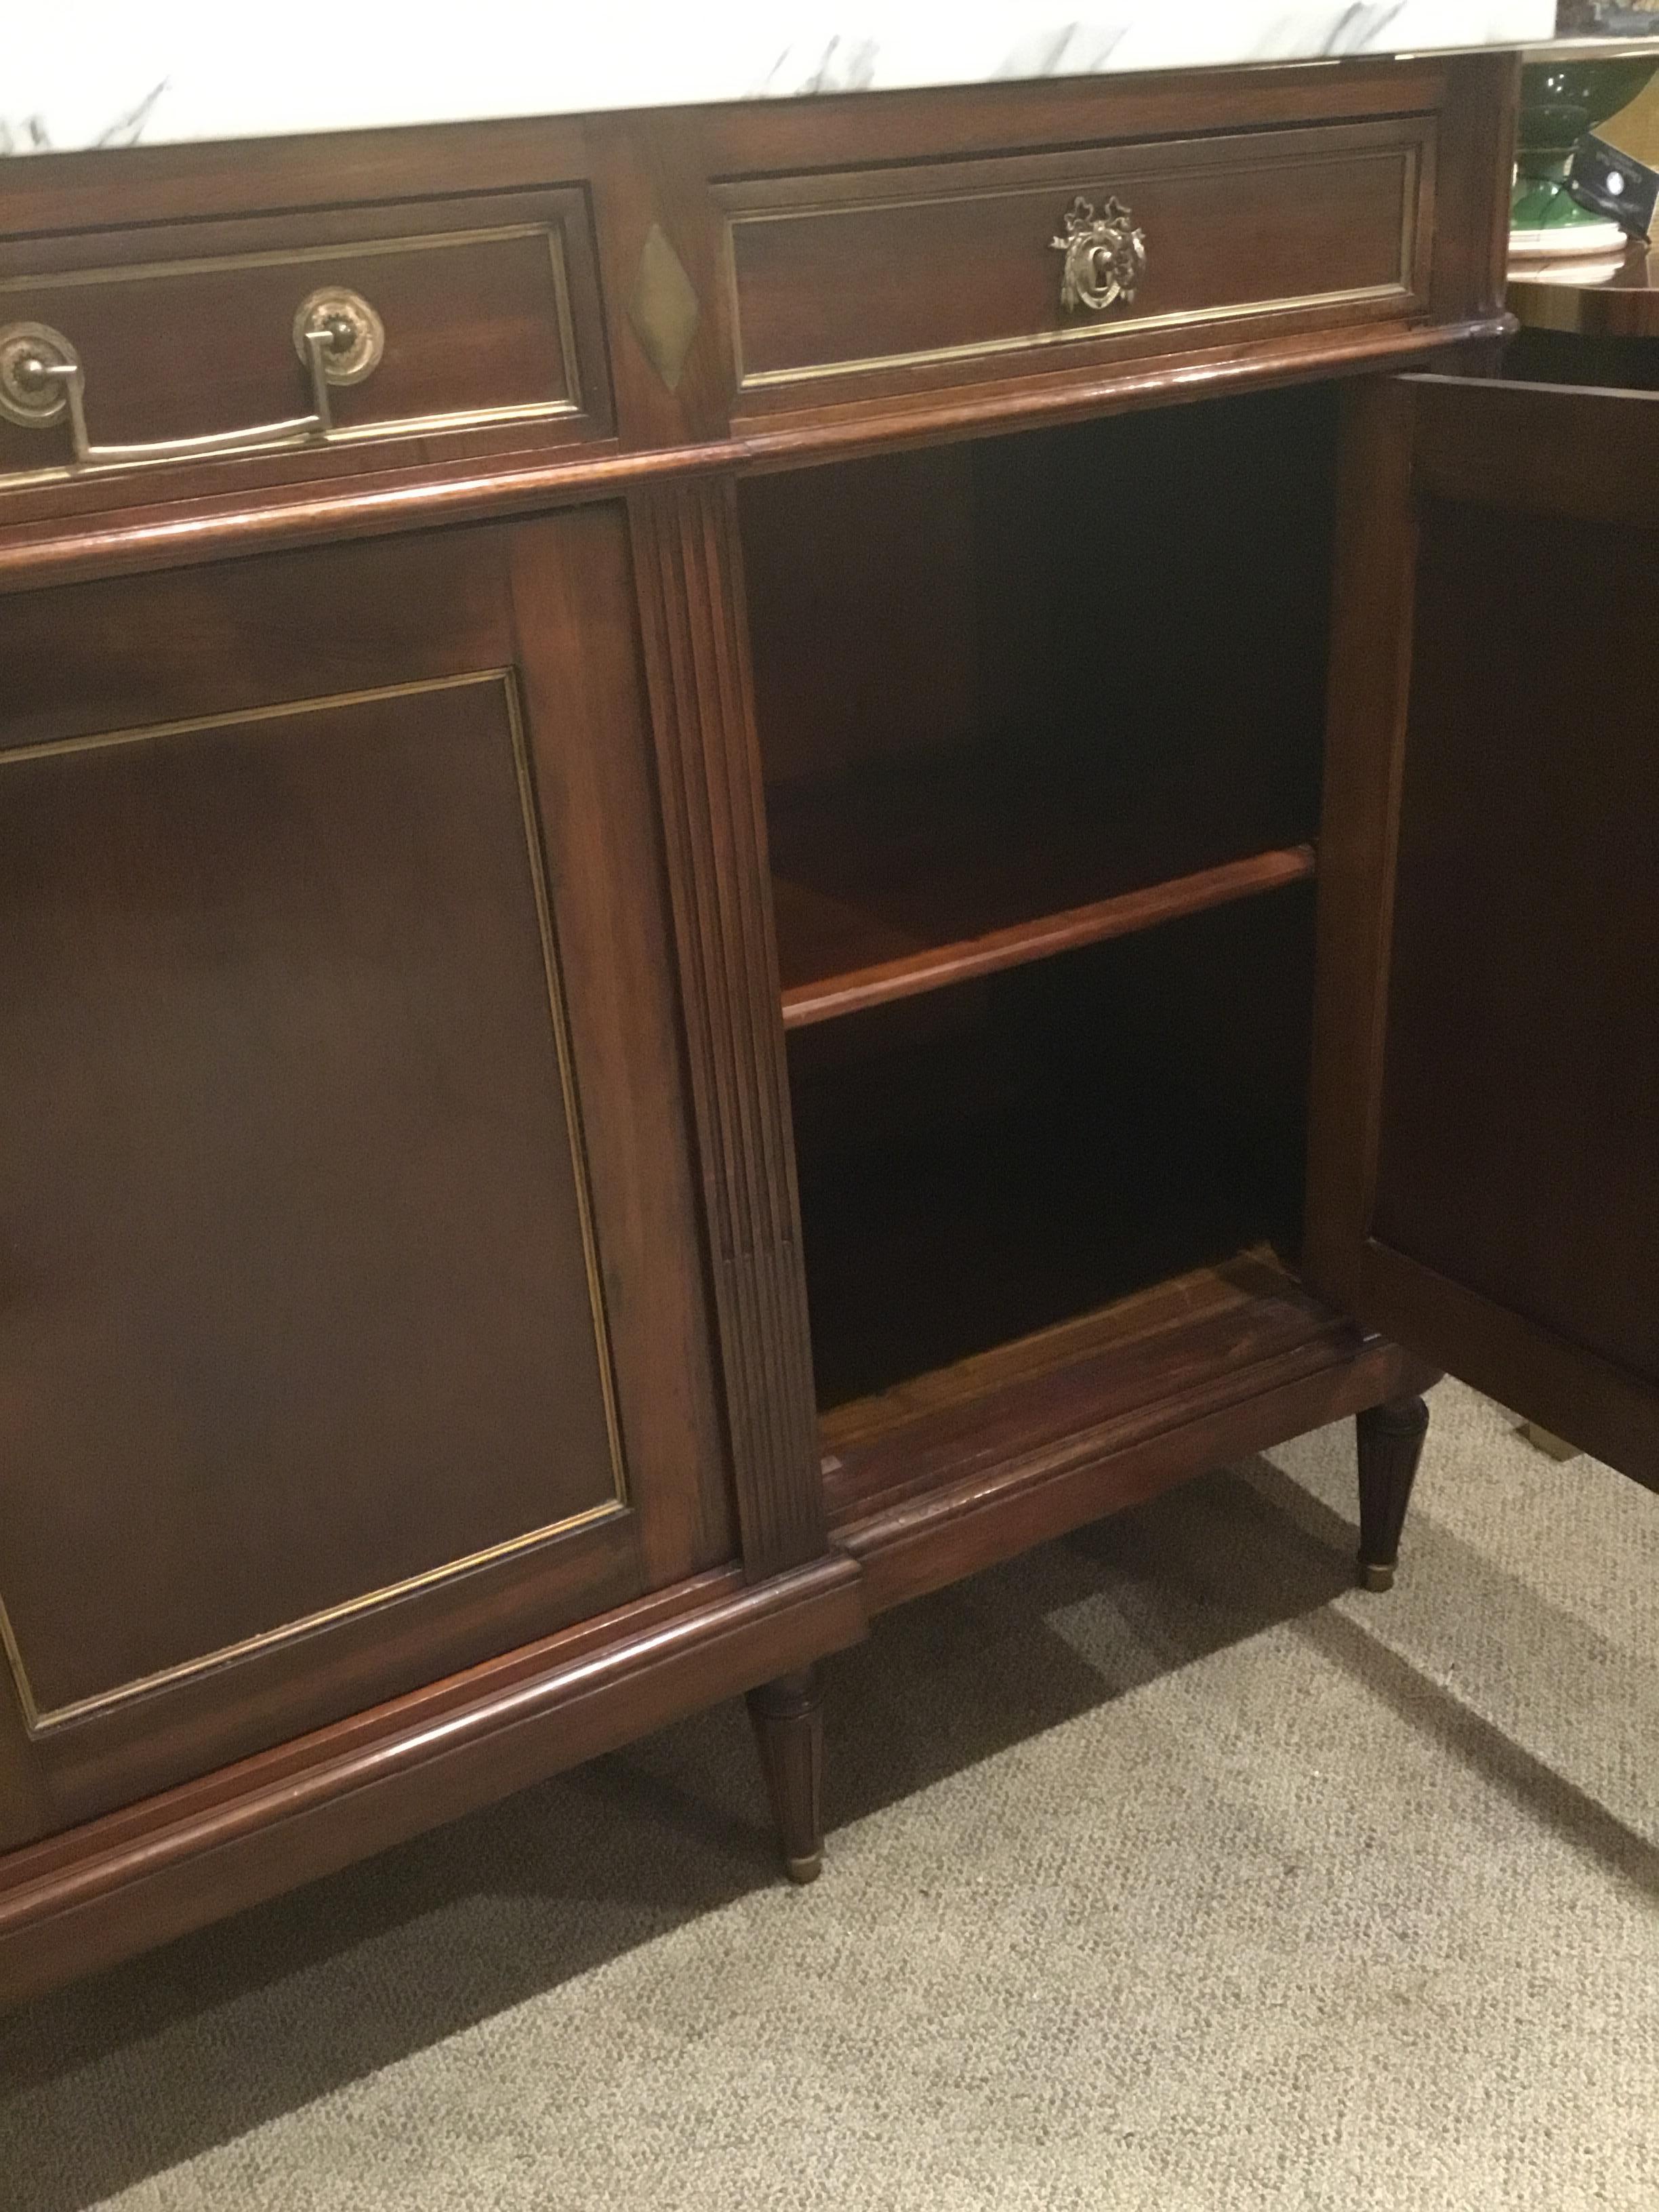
[719,117,1436,410]
[0,186,612,491]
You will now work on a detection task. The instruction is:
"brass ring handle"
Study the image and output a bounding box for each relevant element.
[1051,196,1147,316]
[0,289,384,472]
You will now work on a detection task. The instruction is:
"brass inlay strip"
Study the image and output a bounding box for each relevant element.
[0,671,630,1736]
[0,219,569,301]
[0,222,586,488]
[726,142,1421,392]
[0,1506,627,1736]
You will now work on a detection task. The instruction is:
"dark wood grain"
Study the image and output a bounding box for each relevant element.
[701,53,1504,430]
[723,119,1434,411]
[791,893,1319,1408]
[1412,373,1659,524]
[746,1667,825,1883]
[0,54,1467,251]
[744,385,1336,1027]
[1305,377,1420,1311]
[0,1704,49,1858]
[0,507,734,1831]
[1355,1393,1434,1592]
[629,480,827,1580]
[0,678,621,1721]
[0,314,1509,601]
[586,108,738,455]
[825,1248,1433,1613]
[0,1556,867,2009]
[1307,373,1659,1490]
[0,54,1517,569]
[1427,45,1521,330]
[0,186,611,495]
[777,848,1318,1030]
[0,56,1528,1996]
[1510,244,1659,340]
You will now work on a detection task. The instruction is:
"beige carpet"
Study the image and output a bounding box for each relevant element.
[2,1380,1655,2210]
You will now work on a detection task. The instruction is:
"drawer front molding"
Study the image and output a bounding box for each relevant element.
[0,197,609,491]
[719,119,1435,403]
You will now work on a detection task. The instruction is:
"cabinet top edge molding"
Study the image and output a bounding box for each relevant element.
[1,4,1549,164]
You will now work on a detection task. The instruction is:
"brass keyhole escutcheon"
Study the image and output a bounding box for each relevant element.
[1051,196,1148,316]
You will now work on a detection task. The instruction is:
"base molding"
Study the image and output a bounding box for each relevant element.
[825,1252,1435,1613]
[0,1260,1435,2009]
[0,1556,865,2009]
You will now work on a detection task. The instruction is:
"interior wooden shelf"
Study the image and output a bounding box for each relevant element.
[820,1245,1361,1534]
[777,844,1316,1029]
[769,741,1317,1029]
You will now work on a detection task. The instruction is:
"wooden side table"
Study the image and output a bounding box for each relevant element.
[1509,241,1659,384]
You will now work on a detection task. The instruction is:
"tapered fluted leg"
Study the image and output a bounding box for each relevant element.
[747,1666,824,1884]
[1355,1392,1431,1593]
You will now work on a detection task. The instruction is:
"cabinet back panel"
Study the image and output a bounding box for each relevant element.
[743,383,1336,801]
[791,889,1315,1407]
[0,676,621,1721]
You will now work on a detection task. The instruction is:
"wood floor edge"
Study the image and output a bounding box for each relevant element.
[0,1555,866,2010]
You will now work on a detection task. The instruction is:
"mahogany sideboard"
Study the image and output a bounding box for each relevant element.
[1,52,1654,2008]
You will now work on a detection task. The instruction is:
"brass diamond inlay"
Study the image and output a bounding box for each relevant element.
[628,223,701,393]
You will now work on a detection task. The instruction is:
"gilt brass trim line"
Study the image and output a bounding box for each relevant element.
[0,220,571,301]
[544,224,585,418]
[499,662,631,1519]
[0,670,630,1737]
[1,1509,630,1736]
[737,280,1414,392]
[0,395,583,493]
[0,668,477,763]
[0,1506,628,1736]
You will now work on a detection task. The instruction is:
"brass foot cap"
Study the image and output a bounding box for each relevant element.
[1358,1560,1396,1594]
[785,1852,823,1885]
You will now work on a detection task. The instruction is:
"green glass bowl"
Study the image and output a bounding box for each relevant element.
[1513,54,1659,240]
[1519,57,1659,165]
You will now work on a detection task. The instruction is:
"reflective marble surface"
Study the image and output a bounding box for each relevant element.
[3,2,1553,157]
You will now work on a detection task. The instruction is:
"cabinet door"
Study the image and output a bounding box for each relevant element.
[0,509,731,1843]
[1307,375,1659,1488]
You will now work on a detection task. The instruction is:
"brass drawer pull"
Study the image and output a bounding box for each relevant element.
[1052,197,1147,315]
[0,288,384,472]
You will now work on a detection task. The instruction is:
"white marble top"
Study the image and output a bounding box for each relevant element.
[3,3,1554,157]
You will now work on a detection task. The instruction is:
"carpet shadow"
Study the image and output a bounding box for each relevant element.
[1244,1453,1659,1895]
[819,1456,1355,1828]
[0,1454,1356,2212]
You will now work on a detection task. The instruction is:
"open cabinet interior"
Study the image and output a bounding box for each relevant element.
[738,384,1345,1512]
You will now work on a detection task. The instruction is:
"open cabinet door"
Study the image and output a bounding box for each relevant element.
[1306,375,1659,1488]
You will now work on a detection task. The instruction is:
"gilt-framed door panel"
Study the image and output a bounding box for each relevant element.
[1306,374,1659,1488]
[0,508,733,1839]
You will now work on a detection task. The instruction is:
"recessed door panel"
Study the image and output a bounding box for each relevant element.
[0,674,621,1725]
[0,510,733,1836]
